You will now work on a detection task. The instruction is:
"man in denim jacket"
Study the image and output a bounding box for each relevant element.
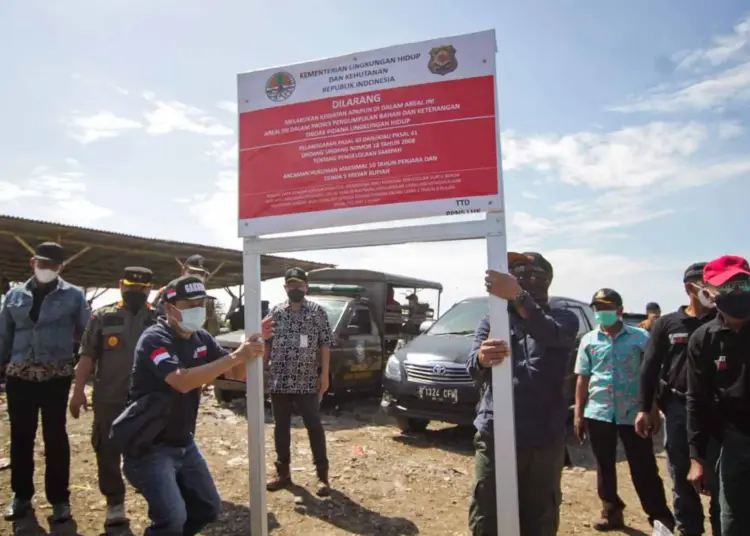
[0,242,90,523]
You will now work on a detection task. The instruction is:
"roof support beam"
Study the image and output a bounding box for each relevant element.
[206,261,226,283]
[63,246,92,267]
[13,235,35,255]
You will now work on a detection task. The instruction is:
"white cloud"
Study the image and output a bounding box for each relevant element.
[611,15,750,114]
[718,119,745,139]
[0,164,113,227]
[63,111,142,144]
[675,15,750,71]
[142,93,234,136]
[189,170,238,247]
[520,190,539,199]
[0,182,43,202]
[54,197,113,225]
[503,121,707,190]
[610,61,750,113]
[216,100,238,113]
[206,140,238,166]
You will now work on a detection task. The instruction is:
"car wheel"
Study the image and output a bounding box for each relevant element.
[396,416,429,433]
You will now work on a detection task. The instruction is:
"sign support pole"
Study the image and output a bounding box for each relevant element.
[243,240,268,536]
[487,217,520,536]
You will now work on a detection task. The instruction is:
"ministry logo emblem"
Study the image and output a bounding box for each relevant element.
[265,72,296,102]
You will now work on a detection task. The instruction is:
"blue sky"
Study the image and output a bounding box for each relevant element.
[1,0,749,313]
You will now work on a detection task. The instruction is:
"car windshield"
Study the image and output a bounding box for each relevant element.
[306,297,348,330]
[428,298,487,336]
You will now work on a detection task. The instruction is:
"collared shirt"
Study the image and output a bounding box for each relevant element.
[574,323,649,425]
[79,301,157,405]
[0,277,89,381]
[466,293,580,448]
[267,299,333,395]
[129,318,229,447]
[686,315,750,460]
[639,306,717,411]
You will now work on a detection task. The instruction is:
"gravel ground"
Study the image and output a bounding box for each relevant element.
[0,386,710,535]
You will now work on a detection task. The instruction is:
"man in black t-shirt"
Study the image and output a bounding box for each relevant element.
[636,263,720,536]
[124,275,272,536]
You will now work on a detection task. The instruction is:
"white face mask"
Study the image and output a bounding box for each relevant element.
[177,307,206,332]
[34,267,59,284]
[692,283,715,309]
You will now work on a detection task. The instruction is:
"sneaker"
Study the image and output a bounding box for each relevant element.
[51,502,71,523]
[105,503,128,526]
[3,497,32,521]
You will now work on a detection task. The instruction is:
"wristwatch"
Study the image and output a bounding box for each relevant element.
[511,289,528,307]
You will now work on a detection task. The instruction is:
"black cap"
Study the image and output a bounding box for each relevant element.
[285,267,308,283]
[508,251,554,278]
[591,288,623,308]
[683,262,706,283]
[122,266,153,286]
[645,302,661,313]
[184,254,208,273]
[33,242,65,265]
[163,275,209,303]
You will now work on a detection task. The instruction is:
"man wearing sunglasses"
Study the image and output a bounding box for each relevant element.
[686,255,750,536]
[468,252,579,536]
[637,262,720,536]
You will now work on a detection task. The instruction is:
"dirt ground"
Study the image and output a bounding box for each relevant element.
[0,386,710,536]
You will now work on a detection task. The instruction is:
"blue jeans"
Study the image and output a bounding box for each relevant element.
[664,397,720,536]
[123,441,221,536]
[719,426,750,536]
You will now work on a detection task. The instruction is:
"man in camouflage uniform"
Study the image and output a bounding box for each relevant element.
[152,254,219,335]
[69,267,157,529]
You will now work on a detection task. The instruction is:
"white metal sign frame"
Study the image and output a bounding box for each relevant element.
[242,212,519,535]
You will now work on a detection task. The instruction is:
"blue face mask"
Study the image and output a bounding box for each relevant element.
[595,310,619,327]
[177,307,206,332]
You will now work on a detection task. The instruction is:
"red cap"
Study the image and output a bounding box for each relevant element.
[703,255,750,286]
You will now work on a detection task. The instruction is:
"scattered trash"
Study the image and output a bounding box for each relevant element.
[653,520,674,536]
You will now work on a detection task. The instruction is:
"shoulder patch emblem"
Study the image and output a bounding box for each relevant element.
[106,335,120,348]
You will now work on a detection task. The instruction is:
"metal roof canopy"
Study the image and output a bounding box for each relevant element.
[307,268,443,291]
[0,215,332,290]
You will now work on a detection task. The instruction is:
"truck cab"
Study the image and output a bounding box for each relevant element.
[212,269,442,403]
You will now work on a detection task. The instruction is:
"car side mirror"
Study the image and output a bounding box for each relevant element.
[419,320,435,333]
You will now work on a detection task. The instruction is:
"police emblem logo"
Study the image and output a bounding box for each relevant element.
[107,335,120,348]
[265,72,296,102]
[427,45,458,76]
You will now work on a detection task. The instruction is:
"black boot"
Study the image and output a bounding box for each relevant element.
[266,462,292,492]
[315,465,330,497]
[4,497,32,521]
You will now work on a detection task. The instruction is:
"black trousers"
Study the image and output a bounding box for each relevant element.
[6,375,72,504]
[270,394,328,476]
[586,418,673,523]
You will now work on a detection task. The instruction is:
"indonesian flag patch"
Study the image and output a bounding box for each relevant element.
[715,355,728,371]
[669,333,689,344]
[194,345,208,359]
[151,347,171,366]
